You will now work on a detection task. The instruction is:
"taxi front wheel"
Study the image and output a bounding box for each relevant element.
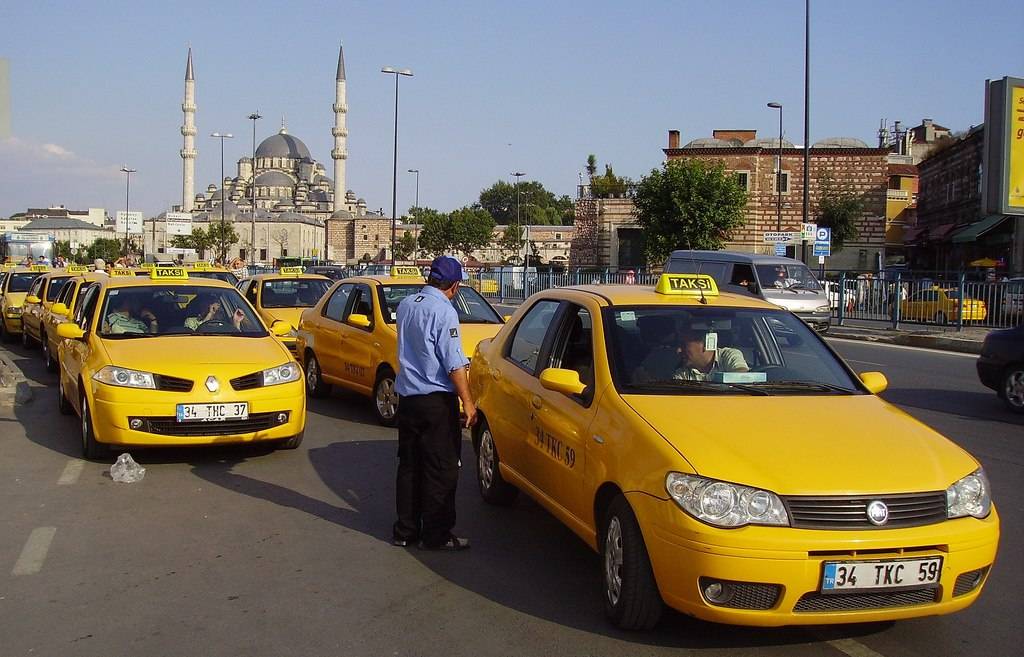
[58,374,73,415]
[475,421,518,505]
[601,496,663,630]
[373,368,398,427]
[304,353,331,398]
[277,430,304,450]
[79,391,106,461]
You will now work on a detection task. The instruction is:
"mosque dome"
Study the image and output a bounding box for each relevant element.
[255,171,295,187]
[744,137,796,148]
[255,128,312,160]
[683,138,739,148]
[812,137,870,148]
[330,208,353,220]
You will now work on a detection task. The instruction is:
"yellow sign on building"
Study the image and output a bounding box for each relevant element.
[1009,85,1024,209]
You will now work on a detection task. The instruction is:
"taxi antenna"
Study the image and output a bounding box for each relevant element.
[685,240,708,304]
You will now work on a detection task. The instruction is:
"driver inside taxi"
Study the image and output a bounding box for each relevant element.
[673,325,749,381]
[185,294,244,331]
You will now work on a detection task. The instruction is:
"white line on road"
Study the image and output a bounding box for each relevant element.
[824,637,887,657]
[11,527,57,576]
[57,459,84,485]
[845,358,887,367]
[826,337,978,358]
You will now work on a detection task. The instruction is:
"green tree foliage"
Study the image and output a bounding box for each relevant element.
[417,207,495,258]
[207,220,240,263]
[170,227,213,258]
[498,224,524,262]
[53,240,76,262]
[414,209,453,257]
[815,175,864,251]
[586,154,598,179]
[86,238,123,264]
[394,230,417,261]
[633,158,748,264]
[478,180,573,226]
[590,163,632,199]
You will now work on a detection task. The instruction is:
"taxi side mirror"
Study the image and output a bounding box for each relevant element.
[347,313,371,329]
[503,314,512,322]
[539,368,587,397]
[746,282,760,294]
[270,320,292,337]
[51,302,69,317]
[56,322,85,340]
[26,295,41,304]
[859,371,888,395]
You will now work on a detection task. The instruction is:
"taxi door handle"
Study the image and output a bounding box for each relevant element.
[490,368,500,380]
[373,342,382,349]
[531,395,543,409]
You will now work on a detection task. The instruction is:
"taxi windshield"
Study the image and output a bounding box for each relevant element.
[98,285,267,338]
[188,270,239,285]
[46,276,72,302]
[7,273,42,293]
[756,263,822,291]
[379,284,503,324]
[260,278,330,308]
[607,306,860,395]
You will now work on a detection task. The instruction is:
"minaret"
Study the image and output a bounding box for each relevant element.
[331,44,348,212]
[180,48,197,212]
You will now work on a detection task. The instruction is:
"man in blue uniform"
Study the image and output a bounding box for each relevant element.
[392,256,477,551]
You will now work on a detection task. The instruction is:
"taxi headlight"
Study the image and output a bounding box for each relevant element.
[93,365,156,389]
[6,306,22,316]
[946,468,991,519]
[262,362,300,387]
[665,472,789,528]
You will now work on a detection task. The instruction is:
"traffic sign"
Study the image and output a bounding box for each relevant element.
[116,211,144,235]
[774,242,787,256]
[813,226,832,257]
[815,226,831,242]
[801,223,817,240]
[762,231,797,243]
[165,212,193,236]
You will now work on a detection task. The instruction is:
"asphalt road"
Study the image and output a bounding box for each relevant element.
[0,338,1020,657]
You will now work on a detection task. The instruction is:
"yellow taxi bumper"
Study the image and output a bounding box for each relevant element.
[628,492,999,627]
[3,315,23,333]
[89,380,305,447]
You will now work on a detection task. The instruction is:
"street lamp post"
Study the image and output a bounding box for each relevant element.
[407,168,419,260]
[767,103,783,232]
[211,132,234,264]
[802,0,811,263]
[248,112,262,269]
[511,171,525,265]
[382,66,413,263]
[120,166,136,259]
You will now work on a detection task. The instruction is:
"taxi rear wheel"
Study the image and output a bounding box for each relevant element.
[0,320,7,343]
[475,422,518,505]
[934,311,948,325]
[1003,366,1024,414]
[373,369,398,427]
[43,333,57,372]
[277,430,304,450]
[58,373,73,415]
[79,390,106,461]
[304,353,330,398]
[21,325,32,348]
[601,496,663,630]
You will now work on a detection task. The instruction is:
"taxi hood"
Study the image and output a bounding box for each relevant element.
[3,292,27,308]
[622,395,978,496]
[459,323,503,358]
[260,307,304,330]
[101,335,290,369]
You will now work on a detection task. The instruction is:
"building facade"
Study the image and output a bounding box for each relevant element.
[18,216,116,248]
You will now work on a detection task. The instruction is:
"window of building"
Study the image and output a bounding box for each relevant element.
[260,248,267,261]
[239,248,247,261]
[773,171,790,194]
[735,171,750,191]
[282,248,288,257]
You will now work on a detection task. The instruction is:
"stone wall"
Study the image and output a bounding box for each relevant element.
[916,126,984,229]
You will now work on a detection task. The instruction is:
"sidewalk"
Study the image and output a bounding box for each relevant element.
[828,320,991,355]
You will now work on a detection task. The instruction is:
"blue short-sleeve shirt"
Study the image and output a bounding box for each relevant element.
[394,285,470,396]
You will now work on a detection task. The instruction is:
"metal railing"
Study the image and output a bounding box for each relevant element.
[467,268,657,304]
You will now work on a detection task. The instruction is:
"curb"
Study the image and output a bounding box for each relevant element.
[0,352,34,406]
[828,328,983,355]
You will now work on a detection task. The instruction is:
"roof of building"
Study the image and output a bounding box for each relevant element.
[255,171,295,187]
[744,137,796,148]
[255,129,313,160]
[20,217,111,232]
[887,163,918,176]
[185,47,194,81]
[683,137,741,148]
[336,44,346,81]
[813,137,870,148]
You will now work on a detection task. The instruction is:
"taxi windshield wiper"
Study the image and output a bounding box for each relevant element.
[101,332,160,339]
[749,380,855,394]
[630,380,769,395]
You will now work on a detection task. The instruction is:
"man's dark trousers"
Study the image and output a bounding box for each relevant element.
[394,391,461,546]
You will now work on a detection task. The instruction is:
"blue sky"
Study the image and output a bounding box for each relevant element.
[1,0,1021,218]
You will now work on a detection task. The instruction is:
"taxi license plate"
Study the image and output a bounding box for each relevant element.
[176,402,249,423]
[822,557,942,592]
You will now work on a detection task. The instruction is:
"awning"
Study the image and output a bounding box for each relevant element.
[952,215,1012,243]
[930,223,958,240]
[903,226,925,242]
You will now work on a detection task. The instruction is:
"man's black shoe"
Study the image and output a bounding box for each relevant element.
[418,535,470,551]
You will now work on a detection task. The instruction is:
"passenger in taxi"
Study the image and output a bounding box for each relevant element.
[104,294,157,334]
[673,325,749,381]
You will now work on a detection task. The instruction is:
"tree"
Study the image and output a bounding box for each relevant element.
[86,238,122,264]
[478,180,573,226]
[633,158,748,265]
[208,220,239,263]
[271,229,289,258]
[415,209,454,257]
[815,175,864,251]
[590,163,632,199]
[449,206,495,258]
[170,227,214,259]
[54,240,75,262]
[586,154,598,179]
[394,230,417,261]
[498,224,524,261]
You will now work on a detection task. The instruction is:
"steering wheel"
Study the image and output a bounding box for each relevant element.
[196,319,235,334]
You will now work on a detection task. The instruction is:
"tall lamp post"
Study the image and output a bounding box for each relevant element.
[767,103,783,232]
[407,168,419,260]
[802,0,811,263]
[120,166,136,259]
[511,171,525,265]
[211,132,234,263]
[382,66,413,263]
[248,112,262,268]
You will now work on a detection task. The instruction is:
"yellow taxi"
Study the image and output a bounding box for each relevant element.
[296,266,505,425]
[22,265,91,349]
[900,286,987,324]
[468,274,999,629]
[55,267,305,460]
[0,264,50,342]
[237,267,332,355]
[39,271,109,372]
[137,261,241,286]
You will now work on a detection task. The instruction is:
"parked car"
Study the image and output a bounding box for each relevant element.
[977,324,1024,413]
[900,287,987,324]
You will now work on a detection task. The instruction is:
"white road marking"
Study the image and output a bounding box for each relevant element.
[844,358,887,367]
[11,527,57,576]
[57,459,84,485]
[824,637,887,657]
[826,337,978,358]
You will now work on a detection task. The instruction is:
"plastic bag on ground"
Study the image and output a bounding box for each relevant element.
[110,453,146,483]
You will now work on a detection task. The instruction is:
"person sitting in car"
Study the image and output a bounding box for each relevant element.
[104,295,157,334]
[185,295,244,331]
[673,326,749,382]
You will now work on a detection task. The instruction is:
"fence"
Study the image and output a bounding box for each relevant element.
[468,269,658,305]
[822,271,1024,331]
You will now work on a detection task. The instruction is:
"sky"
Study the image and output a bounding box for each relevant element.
[1,0,1021,219]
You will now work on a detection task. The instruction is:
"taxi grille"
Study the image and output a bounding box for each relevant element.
[132,412,285,436]
[230,372,263,391]
[793,587,938,612]
[154,374,193,393]
[953,567,989,597]
[783,492,948,529]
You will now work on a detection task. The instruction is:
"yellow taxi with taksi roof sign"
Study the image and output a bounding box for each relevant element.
[237,268,332,355]
[0,264,49,341]
[296,266,505,425]
[468,273,999,629]
[21,265,89,349]
[55,266,304,459]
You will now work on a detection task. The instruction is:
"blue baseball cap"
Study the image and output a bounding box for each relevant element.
[428,256,467,283]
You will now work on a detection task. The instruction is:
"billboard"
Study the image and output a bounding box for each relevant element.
[115,211,144,235]
[165,212,193,236]
[983,76,1024,216]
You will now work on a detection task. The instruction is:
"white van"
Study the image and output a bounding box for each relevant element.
[663,250,833,332]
